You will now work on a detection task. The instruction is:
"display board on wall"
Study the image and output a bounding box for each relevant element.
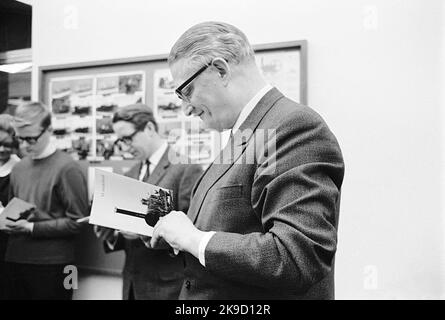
[49,72,145,161]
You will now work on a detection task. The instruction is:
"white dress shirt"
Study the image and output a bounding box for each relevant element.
[138,141,168,181]
[198,84,273,267]
[232,84,273,135]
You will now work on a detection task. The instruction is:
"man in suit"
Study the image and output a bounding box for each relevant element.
[150,21,345,299]
[95,104,202,300]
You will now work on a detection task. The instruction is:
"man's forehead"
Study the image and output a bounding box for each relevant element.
[15,122,41,134]
[113,120,135,134]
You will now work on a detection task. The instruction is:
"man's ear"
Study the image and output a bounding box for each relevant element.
[145,122,156,134]
[211,58,230,85]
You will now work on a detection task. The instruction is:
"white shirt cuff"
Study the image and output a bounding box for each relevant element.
[198,231,216,267]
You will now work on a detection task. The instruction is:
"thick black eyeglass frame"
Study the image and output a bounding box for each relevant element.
[17,127,47,145]
[115,128,142,146]
[175,62,211,102]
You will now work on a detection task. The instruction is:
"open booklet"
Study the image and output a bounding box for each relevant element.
[0,197,36,229]
[89,169,173,237]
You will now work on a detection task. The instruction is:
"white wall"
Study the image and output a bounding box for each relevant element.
[32,0,444,299]
[440,0,445,298]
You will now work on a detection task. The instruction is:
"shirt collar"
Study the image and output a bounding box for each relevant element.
[32,142,57,160]
[232,84,273,134]
[0,154,20,177]
[148,141,168,167]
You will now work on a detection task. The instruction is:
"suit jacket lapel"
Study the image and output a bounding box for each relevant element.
[188,88,284,223]
[126,161,142,180]
[191,163,212,197]
[146,146,171,186]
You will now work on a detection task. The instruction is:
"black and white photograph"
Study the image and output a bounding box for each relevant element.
[0,0,444,309]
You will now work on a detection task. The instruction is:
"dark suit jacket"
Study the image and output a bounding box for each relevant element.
[108,147,202,300]
[179,88,344,300]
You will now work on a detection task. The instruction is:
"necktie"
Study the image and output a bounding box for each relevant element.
[141,160,151,182]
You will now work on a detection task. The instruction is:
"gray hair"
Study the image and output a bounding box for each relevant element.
[168,21,255,69]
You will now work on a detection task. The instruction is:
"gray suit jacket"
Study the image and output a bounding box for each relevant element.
[179,88,344,300]
[110,147,203,300]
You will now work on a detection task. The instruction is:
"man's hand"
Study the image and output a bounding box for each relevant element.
[150,211,205,258]
[93,225,115,241]
[119,230,139,240]
[3,220,33,235]
[140,235,174,251]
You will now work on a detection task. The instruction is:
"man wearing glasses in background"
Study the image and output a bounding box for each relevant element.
[94,103,202,300]
[0,102,89,300]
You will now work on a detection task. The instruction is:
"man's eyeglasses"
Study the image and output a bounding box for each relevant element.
[17,128,47,145]
[115,129,141,146]
[175,63,211,102]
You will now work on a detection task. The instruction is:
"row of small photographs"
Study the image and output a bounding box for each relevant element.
[97,74,143,95]
[51,79,93,99]
[52,97,188,121]
[53,125,114,138]
[52,114,92,135]
[52,95,143,115]
[52,101,193,120]
[51,74,143,97]
[51,101,118,115]
[54,124,211,142]
[51,101,117,115]
[53,127,92,136]
[96,93,143,112]
[54,122,211,142]
[94,133,213,163]
[55,136,135,161]
[64,145,213,163]
[52,126,114,136]
[52,98,92,115]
